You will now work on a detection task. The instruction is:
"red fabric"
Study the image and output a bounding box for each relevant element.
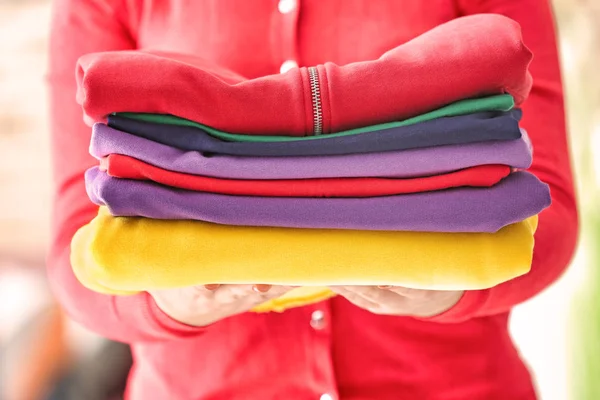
[101,154,511,198]
[47,1,578,399]
[76,14,532,136]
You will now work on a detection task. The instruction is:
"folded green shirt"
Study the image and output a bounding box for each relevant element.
[115,94,514,143]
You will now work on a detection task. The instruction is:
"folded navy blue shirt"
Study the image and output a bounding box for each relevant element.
[107,109,522,157]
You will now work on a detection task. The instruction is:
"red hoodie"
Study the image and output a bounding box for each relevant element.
[47,1,578,399]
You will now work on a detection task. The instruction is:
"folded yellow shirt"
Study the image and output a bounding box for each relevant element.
[71,207,538,312]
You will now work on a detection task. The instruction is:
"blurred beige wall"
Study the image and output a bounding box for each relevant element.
[0,2,52,268]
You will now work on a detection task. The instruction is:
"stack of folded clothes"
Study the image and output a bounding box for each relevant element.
[70,14,551,312]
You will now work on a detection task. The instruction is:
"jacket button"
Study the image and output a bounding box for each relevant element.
[278,0,296,14]
[310,310,325,330]
[320,394,334,400]
[280,60,298,74]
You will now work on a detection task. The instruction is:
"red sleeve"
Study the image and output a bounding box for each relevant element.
[430,0,579,323]
[47,0,205,341]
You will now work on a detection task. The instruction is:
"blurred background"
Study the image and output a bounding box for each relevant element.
[0,1,598,399]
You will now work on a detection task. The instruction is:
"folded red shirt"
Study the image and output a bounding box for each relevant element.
[100,154,511,198]
[77,14,532,136]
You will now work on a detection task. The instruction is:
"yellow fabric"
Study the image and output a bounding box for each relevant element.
[71,238,334,312]
[71,207,538,312]
[251,287,335,313]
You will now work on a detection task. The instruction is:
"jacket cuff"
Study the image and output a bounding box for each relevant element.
[115,292,207,340]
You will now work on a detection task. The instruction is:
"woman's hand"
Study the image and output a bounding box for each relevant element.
[149,284,294,327]
[330,286,463,318]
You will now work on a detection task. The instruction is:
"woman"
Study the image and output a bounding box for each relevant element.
[47,1,578,399]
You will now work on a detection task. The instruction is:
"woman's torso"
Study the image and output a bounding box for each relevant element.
[121,1,537,399]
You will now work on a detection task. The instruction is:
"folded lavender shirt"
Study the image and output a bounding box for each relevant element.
[106,110,522,157]
[91,124,532,180]
[86,168,550,232]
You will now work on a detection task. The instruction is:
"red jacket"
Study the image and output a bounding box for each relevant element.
[47,1,578,399]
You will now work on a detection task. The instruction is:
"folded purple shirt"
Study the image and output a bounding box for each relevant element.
[91,124,532,180]
[86,168,550,232]
[106,110,522,157]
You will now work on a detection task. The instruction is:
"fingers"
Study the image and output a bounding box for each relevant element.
[251,284,295,298]
[252,284,272,293]
[385,286,431,299]
[203,284,289,294]
[337,286,402,305]
[199,284,278,299]
[237,284,295,310]
[149,284,295,327]
[344,285,431,300]
[334,286,463,318]
[201,284,294,308]
[329,286,420,315]
[329,286,380,310]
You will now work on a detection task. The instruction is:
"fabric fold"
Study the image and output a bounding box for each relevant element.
[77,14,532,135]
[86,168,550,233]
[70,207,539,293]
[106,110,522,156]
[90,125,533,180]
[101,155,511,198]
[113,94,514,143]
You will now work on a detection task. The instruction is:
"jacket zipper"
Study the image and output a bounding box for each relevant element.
[308,66,323,135]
